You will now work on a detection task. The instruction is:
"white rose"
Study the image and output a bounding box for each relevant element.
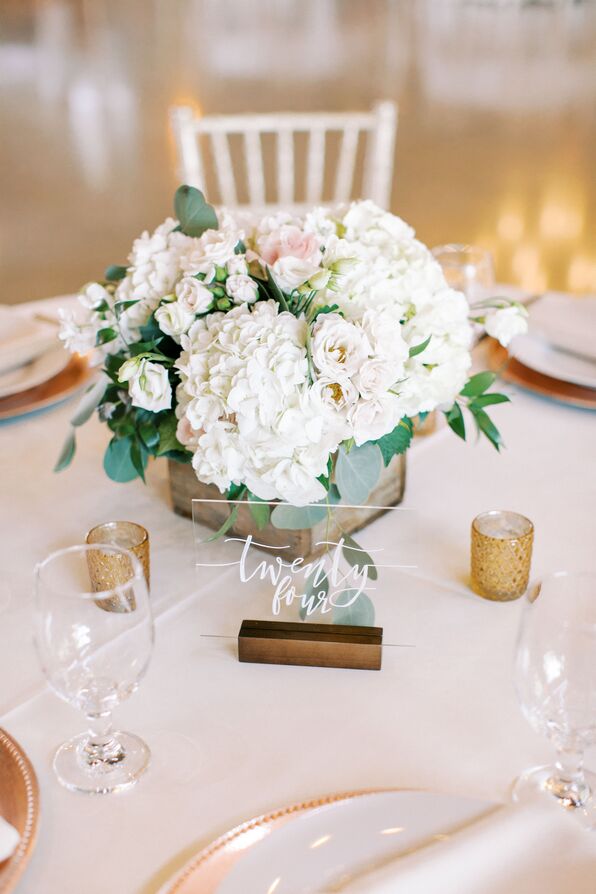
[353,358,397,400]
[484,305,528,347]
[311,313,371,378]
[271,256,322,291]
[118,358,172,412]
[175,276,214,314]
[181,227,239,274]
[226,255,248,276]
[226,274,259,305]
[155,300,196,339]
[348,394,403,446]
[58,307,97,354]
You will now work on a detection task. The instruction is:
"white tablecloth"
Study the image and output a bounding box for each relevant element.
[1,305,596,893]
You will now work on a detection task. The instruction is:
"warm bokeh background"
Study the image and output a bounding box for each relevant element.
[2,0,595,304]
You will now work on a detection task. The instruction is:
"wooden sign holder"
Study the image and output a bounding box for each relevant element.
[238,619,383,671]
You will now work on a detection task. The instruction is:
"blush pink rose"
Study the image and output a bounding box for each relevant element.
[258,225,322,267]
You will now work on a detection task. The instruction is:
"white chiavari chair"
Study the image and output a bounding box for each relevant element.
[170,101,397,212]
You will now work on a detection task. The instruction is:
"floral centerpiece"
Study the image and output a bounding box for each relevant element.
[57,186,527,536]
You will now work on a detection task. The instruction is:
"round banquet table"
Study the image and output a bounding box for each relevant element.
[1,297,596,893]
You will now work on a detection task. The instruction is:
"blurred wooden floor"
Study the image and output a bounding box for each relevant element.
[1,0,595,303]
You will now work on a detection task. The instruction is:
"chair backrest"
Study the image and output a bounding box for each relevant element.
[170,101,397,211]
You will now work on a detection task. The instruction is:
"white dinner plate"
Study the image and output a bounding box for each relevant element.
[528,293,596,362]
[0,345,69,399]
[215,790,496,894]
[509,333,596,390]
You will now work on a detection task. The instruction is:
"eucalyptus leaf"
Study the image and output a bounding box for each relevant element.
[53,428,76,472]
[70,375,109,427]
[130,439,148,482]
[105,264,127,282]
[332,592,375,626]
[335,442,382,504]
[174,185,218,237]
[103,436,139,483]
[299,573,329,620]
[342,533,378,581]
[271,503,327,530]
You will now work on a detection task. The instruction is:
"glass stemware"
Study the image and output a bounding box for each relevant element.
[34,544,154,794]
[513,571,596,825]
[431,243,495,304]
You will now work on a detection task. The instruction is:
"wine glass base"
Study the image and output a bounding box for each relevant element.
[53,731,150,794]
[512,764,596,828]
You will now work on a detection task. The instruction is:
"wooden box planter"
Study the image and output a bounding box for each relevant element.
[168,453,406,560]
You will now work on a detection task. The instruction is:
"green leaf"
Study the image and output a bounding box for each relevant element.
[96,327,118,347]
[408,335,432,358]
[54,428,76,472]
[156,413,185,456]
[105,264,127,282]
[226,482,246,502]
[444,402,466,441]
[332,592,375,626]
[310,303,340,322]
[271,503,327,530]
[130,439,148,482]
[468,393,510,410]
[373,417,413,466]
[204,504,239,542]
[234,240,246,254]
[473,408,503,452]
[248,494,271,530]
[114,299,140,317]
[174,185,218,237]
[336,442,382,504]
[138,420,160,451]
[299,573,329,620]
[460,371,496,398]
[265,268,289,312]
[70,375,108,427]
[139,315,162,343]
[342,533,378,582]
[103,436,139,483]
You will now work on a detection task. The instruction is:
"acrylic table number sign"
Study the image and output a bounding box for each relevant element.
[191,499,418,671]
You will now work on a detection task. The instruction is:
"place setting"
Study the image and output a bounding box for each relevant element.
[1,2,596,892]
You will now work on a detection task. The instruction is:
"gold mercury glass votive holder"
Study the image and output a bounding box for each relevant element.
[470,510,534,602]
[85,522,150,610]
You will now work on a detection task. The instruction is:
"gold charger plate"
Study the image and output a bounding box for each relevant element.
[0,729,40,893]
[487,339,596,410]
[162,789,381,894]
[0,354,92,421]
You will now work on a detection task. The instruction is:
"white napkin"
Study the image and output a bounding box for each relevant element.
[529,293,596,361]
[0,304,58,375]
[0,814,20,862]
[332,804,596,894]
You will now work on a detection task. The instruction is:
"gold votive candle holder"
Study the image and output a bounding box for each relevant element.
[86,521,150,594]
[470,510,533,601]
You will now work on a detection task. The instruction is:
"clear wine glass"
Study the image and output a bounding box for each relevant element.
[34,544,154,794]
[431,243,495,303]
[513,571,596,826]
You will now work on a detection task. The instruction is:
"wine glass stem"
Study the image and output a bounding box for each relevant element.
[550,748,590,807]
[82,712,125,768]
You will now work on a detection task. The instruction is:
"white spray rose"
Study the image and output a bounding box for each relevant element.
[484,305,528,347]
[226,255,249,276]
[118,358,172,412]
[353,358,397,400]
[175,276,214,314]
[271,256,322,291]
[349,394,403,445]
[226,274,259,305]
[79,282,113,310]
[155,300,196,339]
[311,313,371,378]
